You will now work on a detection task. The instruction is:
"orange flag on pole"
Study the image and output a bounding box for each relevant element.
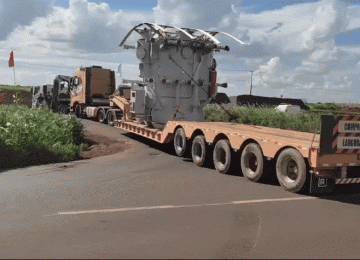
[9,51,14,67]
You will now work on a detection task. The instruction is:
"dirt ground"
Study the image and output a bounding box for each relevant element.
[80,131,131,159]
[0,89,32,106]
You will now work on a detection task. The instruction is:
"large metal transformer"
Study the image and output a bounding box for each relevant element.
[120,23,241,125]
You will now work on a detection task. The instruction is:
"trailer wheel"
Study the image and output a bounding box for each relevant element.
[174,128,187,157]
[107,110,116,126]
[97,109,106,124]
[191,135,207,167]
[213,139,232,174]
[276,148,307,193]
[241,143,265,182]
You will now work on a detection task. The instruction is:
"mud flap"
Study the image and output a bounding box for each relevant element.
[309,174,335,194]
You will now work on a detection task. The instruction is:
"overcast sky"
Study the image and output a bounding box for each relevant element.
[1,0,360,103]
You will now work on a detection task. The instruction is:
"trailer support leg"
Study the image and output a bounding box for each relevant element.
[341,167,347,179]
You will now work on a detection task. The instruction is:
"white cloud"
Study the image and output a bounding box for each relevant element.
[346,4,360,31]
[3,0,153,53]
[0,0,360,104]
[154,0,242,30]
[0,0,55,40]
[300,0,348,51]
[252,57,293,89]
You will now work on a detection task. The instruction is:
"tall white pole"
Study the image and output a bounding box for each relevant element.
[13,65,16,86]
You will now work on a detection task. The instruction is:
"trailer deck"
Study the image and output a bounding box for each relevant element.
[115,120,319,159]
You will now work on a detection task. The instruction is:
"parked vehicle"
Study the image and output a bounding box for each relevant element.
[51,75,73,114]
[32,75,73,114]
[31,84,53,109]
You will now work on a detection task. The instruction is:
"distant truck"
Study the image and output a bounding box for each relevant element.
[70,66,125,125]
[31,75,72,114]
[51,75,72,114]
[31,84,53,109]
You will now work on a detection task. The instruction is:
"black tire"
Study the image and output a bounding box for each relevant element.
[174,128,187,157]
[107,110,116,126]
[241,143,265,182]
[276,148,307,193]
[60,105,70,114]
[63,107,70,115]
[58,105,66,114]
[191,135,207,167]
[75,104,81,118]
[97,109,106,124]
[213,139,232,174]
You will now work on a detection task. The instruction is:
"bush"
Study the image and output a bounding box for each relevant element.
[204,104,322,133]
[0,105,86,169]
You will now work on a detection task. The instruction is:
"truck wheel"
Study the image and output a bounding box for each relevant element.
[60,105,70,114]
[75,104,81,118]
[107,110,116,126]
[97,109,106,124]
[192,135,207,167]
[174,128,187,157]
[213,139,232,174]
[276,148,307,193]
[241,143,264,182]
[58,105,66,114]
[63,107,70,115]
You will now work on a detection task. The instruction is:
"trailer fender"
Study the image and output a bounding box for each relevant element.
[212,133,230,147]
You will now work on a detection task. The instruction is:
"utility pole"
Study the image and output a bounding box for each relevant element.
[228,69,255,95]
[249,71,253,96]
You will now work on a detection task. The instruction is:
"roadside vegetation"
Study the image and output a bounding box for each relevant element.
[0,104,88,169]
[0,84,31,92]
[204,104,341,134]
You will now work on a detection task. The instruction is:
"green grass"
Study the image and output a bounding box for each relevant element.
[306,103,340,114]
[0,105,87,169]
[204,104,335,134]
[0,84,31,92]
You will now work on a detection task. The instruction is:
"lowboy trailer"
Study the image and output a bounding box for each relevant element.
[113,115,360,193]
[112,23,360,194]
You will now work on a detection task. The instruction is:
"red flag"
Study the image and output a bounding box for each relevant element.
[9,51,14,67]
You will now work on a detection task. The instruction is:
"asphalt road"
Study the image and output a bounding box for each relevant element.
[1,119,360,259]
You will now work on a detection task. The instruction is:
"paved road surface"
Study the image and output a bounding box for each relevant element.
[1,119,360,259]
